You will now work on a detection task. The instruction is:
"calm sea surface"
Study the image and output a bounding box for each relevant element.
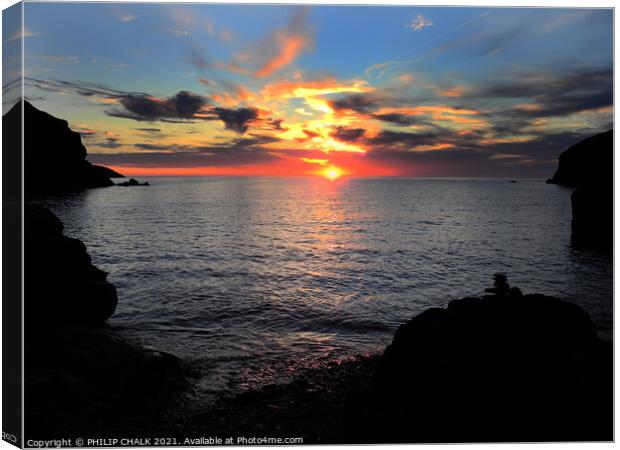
[42,177,613,400]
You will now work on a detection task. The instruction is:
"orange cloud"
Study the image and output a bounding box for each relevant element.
[256,34,308,78]
[489,153,524,159]
[304,97,334,114]
[411,143,455,152]
[514,102,542,111]
[98,97,120,105]
[262,79,372,100]
[398,74,414,85]
[301,158,329,165]
[274,120,367,154]
[228,8,313,78]
[480,135,536,145]
[261,78,372,117]
[440,86,465,97]
[215,61,250,75]
[579,105,613,115]
[432,114,485,125]
[531,118,547,127]
[375,105,480,116]
[8,28,38,42]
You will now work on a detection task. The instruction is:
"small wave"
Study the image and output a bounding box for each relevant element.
[297,316,393,334]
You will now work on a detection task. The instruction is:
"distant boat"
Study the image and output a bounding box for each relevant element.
[510,180,517,183]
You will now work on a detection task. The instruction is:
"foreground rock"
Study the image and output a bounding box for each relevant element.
[25,205,118,326]
[25,205,188,438]
[26,327,188,438]
[345,276,612,443]
[3,100,123,196]
[547,130,613,250]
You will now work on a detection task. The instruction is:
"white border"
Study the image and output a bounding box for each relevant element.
[0,2,616,450]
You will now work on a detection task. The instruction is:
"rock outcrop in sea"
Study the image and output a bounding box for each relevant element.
[547,130,612,249]
[345,275,612,443]
[3,100,124,196]
[117,178,150,187]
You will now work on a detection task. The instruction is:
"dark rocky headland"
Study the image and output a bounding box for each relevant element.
[12,102,612,442]
[547,129,613,250]
[5,101,124,196]
[7,101,188,438]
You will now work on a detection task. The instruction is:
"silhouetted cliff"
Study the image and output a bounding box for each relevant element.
[91,164,124,179]
[571,184,613,249]
[3,100,123,196]
[547,130,612,186]
[547,130,613,249]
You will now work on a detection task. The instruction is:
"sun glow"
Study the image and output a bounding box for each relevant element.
[323,166,344,180]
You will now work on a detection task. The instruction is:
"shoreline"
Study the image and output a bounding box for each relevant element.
[168,353,383,444]
[159,285,614,443]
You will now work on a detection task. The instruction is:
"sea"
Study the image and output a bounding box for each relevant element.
[42,176,613,402]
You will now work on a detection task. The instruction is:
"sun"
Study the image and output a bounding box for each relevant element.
[322,166,344,181]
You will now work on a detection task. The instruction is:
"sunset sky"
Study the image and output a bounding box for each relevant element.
[5,4,613,177]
